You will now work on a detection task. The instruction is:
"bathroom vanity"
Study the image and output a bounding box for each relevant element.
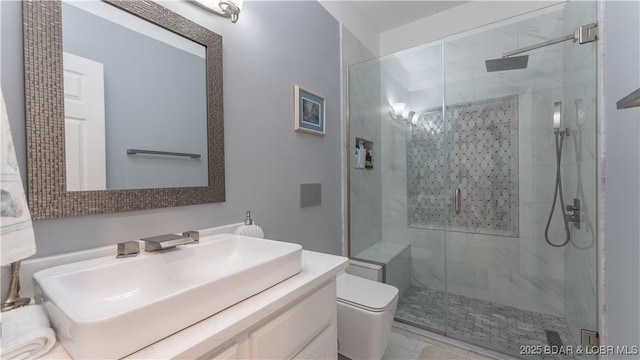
[20,225,348,359]
[128,251,345,359]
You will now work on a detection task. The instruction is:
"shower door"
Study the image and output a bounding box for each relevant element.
[388,41,448,334]
[349,40,449,334]
[348,1,598,358]
[442,1,598,357]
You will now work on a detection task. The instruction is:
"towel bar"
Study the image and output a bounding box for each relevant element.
[126,149,201,159]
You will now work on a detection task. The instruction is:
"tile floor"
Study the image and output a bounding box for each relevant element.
[382,324,504,360]
[396,286,446,329]
[394,286,582,360]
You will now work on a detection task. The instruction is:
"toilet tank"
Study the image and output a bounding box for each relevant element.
[346,259,382,282]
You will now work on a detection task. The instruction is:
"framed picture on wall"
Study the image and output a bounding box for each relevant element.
[294,85,325,135]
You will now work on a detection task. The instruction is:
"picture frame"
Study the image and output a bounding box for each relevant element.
[294,85,325,135]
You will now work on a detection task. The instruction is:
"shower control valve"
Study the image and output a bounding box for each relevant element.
[565,198,581,229]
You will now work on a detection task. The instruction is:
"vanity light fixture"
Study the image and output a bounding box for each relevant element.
[192,0,244,23]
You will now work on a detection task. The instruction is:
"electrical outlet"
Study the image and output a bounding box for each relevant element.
[300,183,321,208]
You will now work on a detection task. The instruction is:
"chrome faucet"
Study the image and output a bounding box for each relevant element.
[142,231,200,252]
[116,241,140,258]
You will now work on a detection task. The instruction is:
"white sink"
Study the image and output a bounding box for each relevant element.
[33,234,302,359]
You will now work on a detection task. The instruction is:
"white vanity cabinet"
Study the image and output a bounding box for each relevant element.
[128,250,346,360]
[40,250,347,359]
[23,224,348,360]
[249,281,336,359]
[200,281,337,360]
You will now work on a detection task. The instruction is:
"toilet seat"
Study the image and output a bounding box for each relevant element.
[336,272,398,312]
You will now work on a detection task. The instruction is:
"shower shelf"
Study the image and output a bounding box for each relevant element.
[354,137,373,169]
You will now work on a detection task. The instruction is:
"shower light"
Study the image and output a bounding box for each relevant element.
[390,103,420,125]
[411,112,421,125]
[191,0,244,23]
[403,109,414,122]
[390,103,406,118]
[390,103,409,123]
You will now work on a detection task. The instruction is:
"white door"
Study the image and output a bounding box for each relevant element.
[63,52,106,191]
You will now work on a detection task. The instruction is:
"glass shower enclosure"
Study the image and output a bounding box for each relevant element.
[348,1,598,358]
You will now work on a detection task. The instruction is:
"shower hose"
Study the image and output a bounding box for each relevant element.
[544,129,571,247]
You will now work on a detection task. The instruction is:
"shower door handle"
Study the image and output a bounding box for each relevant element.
[455,188,461,214]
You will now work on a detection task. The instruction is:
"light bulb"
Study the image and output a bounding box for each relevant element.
[391,103,406,117]
[401,107,412,120]
[411,112,420,125]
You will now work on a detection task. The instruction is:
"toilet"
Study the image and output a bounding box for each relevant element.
[336,271,399,360]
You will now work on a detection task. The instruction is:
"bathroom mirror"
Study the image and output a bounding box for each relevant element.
[61,1,210,191]
[23,0,225,219]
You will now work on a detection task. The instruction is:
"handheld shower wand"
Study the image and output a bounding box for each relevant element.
[544,102,572,247]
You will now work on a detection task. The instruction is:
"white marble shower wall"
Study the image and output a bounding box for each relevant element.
[444,5,571,317]
[559,0,599,344]
[376,2,596,318]
[348,48,383,256]
[343,26,381,257]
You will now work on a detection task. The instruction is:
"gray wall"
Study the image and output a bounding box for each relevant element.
[62,2,208,190]
[0,0,342,258]
[603,0,640,351]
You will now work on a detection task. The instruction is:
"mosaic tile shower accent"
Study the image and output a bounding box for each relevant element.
[407,96,519,236]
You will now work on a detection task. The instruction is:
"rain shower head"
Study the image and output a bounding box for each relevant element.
[484,23,598,73]
[485,55,529,72]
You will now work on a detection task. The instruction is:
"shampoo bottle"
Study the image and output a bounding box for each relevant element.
[365,150,373,169]
[358,141,366,168]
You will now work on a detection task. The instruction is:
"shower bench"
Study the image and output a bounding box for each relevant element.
[352,241,411,297]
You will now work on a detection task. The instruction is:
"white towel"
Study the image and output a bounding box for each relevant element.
[1,88,36,265]
[0,305,56,360]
